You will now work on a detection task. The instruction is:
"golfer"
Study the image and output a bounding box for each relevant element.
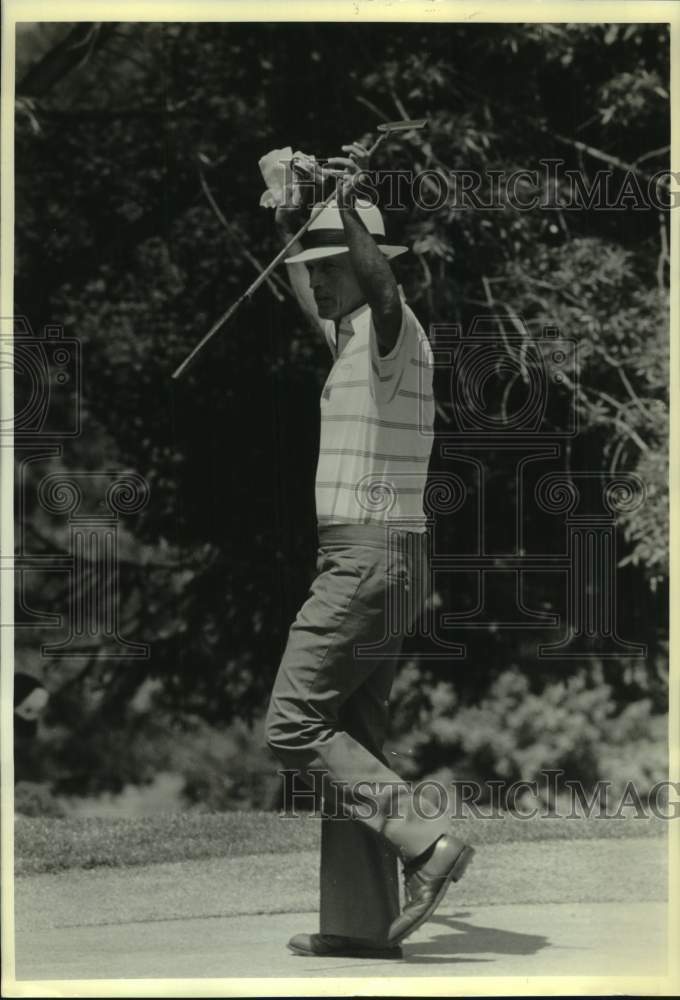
[265,146,474,959]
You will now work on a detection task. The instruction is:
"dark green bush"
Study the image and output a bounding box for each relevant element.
[388,660,666,805]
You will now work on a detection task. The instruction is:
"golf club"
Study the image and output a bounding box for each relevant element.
[171,118,428,380]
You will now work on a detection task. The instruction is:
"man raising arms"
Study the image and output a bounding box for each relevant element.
[264,145,474,958]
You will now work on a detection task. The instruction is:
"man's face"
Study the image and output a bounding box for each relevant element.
[307,254,364,321]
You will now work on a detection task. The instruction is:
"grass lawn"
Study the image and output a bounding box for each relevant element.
[15,809,667,877]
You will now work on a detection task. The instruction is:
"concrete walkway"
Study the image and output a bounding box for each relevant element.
[13,902,668,980]
[11,836,670,982]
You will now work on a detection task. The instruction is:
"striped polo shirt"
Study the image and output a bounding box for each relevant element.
[316,295,435,531]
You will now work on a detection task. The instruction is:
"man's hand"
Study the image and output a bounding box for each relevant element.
[325,141,371,208]
[274,155,326,232]
[340,141,371,173]
[276,140,371,222]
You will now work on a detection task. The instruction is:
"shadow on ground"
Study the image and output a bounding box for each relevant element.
[401,910,549,964]
[298,910,550,973]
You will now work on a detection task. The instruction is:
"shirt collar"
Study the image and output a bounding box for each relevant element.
[337,300,370,336]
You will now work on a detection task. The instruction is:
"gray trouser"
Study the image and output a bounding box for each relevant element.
[265,523,451,941]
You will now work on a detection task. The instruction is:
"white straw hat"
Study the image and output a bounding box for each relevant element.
[285,198,408,265]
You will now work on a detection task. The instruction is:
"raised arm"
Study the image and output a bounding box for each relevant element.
[329,156,402,356]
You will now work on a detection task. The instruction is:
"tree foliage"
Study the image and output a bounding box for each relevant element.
[14,21,669,800]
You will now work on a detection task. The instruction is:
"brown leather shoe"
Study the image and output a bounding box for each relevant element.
[288,933,403,959]
[387,834,475,944]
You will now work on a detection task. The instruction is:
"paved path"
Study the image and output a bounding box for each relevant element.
[12,837,670,982]
[13,902,668,980]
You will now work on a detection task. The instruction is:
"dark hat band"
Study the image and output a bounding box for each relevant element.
[301,228,386,251]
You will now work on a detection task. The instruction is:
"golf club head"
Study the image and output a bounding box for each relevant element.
[377,118,428,133]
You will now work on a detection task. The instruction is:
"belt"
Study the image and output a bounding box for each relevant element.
[317,523,429,550]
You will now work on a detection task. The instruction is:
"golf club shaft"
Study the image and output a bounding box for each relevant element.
[170,183,344,380]
[171,124,419,380]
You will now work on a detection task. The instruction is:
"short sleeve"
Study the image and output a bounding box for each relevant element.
[368,302,419,403]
